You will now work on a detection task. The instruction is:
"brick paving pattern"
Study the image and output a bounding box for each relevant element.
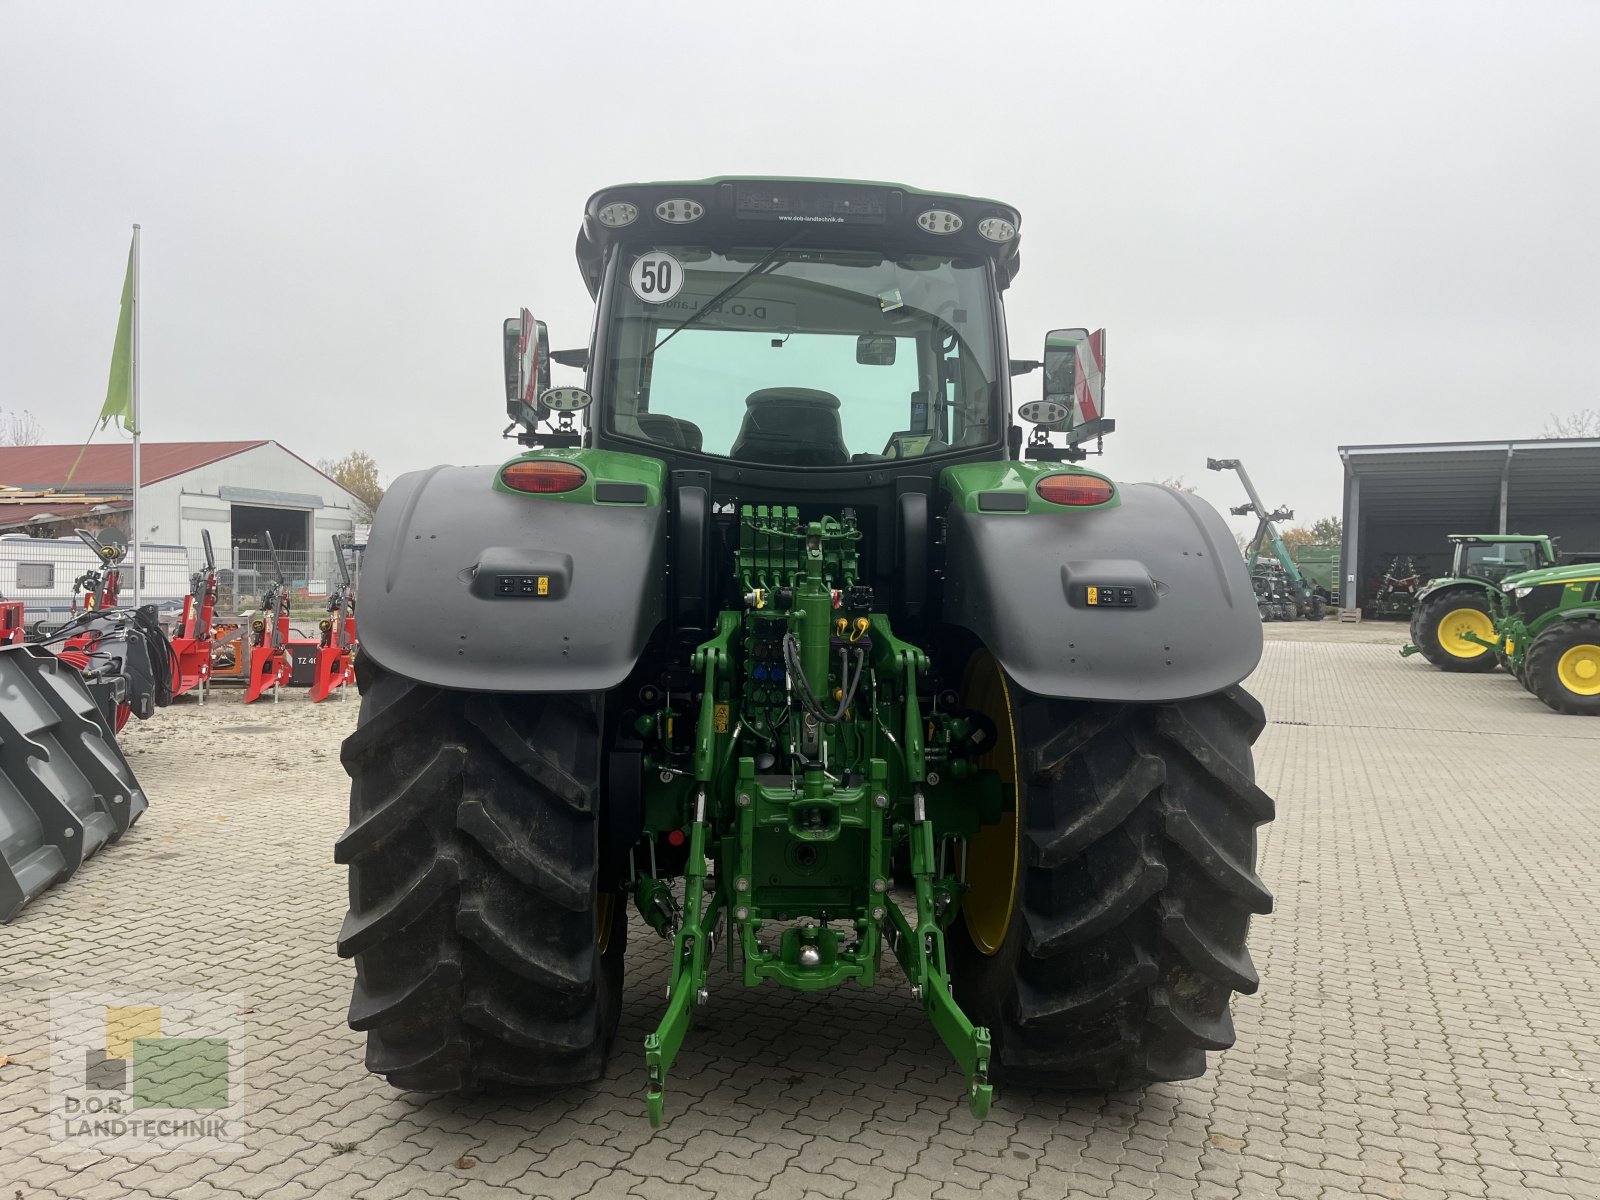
[3,633,1598,1198]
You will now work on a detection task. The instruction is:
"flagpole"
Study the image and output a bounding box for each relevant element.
[130,223,141,608]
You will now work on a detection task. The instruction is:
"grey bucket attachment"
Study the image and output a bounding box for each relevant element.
[0,645,148,923]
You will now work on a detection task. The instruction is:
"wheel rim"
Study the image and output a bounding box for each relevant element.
[596,892,616,954]
[1556,644,1600,696]
[1439,607,1494,658]
[960,651,1020,957]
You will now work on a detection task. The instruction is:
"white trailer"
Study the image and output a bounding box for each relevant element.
[0,535,191,636]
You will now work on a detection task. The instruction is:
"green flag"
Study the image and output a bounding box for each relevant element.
[100,237,137,433]
[65,235,138,483]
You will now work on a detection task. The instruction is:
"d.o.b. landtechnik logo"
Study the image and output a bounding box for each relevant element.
[50,992,246,1152]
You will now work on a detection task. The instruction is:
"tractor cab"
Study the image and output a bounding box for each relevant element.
[1447,535,1553,585]
[503,178,1110,480]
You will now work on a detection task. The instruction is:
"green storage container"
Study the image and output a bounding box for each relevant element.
[1294,544,1341,600]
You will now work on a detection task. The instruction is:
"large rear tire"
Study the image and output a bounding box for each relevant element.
[335,654,625,1091]
[949,667,1274,1090]
[1526,619,1600,716]
[1409,589,1499,672]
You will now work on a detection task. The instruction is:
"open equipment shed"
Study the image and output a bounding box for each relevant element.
[1339,437,1600,609]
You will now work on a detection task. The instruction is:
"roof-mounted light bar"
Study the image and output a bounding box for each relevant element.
[655,198,704,224]
[977,217,1017,243]
[596,201,638,228]
[916,209,963,235]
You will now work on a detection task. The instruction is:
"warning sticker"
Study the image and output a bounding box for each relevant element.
[629,251,685,303]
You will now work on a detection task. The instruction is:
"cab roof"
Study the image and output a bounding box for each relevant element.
[1504,561,1600,585]
[575,176,1023,297]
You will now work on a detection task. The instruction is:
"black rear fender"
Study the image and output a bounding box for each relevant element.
[941,480,1262,702]
[356,461,666,693]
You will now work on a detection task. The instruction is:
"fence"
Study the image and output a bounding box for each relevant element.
[199,546,363,617]
[0,535,362,637]
[0,536,190,636]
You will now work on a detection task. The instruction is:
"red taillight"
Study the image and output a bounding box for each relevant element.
[500,460,587,494]
[1036,474,1115,506]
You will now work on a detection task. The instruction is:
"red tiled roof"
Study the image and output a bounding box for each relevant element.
[0,441,269,489]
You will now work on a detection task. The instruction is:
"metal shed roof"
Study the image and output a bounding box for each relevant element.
[1340,438,1600,525]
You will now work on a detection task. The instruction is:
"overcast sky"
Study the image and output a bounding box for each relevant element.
[4,1,1597,540]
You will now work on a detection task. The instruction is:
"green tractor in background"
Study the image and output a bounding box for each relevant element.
[1404,535,1563,671]
[335,178,1274,1124]
[1493,564,1600,714]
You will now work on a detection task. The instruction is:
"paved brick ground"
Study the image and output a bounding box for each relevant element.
[3,636,1598,1199]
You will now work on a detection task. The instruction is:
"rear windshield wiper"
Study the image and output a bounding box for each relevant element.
[646,231,807,361]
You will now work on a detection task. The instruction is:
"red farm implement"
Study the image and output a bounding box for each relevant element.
[67,528,124,617]
[169,529,219,702]
[43,529,174,732]
[309,536,357,702]
[243,531,293,704]
[0,599,25,646]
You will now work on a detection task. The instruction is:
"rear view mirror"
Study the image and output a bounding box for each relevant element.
[503,308,552,428]
[856,334,897,366]
[1041,327,1108,445]
[1023,328,1113,461]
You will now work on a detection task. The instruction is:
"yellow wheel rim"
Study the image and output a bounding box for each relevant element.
[960,651,1020,956]
[1556,644,1600,696]
[596,892,616,955]
[1439,607,1494,658]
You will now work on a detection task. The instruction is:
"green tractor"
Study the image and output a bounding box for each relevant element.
[1494,564,1600,714]
[1404,535,1561,671]
[335,177,1274,1124]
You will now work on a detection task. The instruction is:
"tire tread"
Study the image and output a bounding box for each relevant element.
[951,684,1273,1091]
[335,656,622,1092]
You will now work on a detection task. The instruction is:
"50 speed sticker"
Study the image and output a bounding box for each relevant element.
[629,252,684,303]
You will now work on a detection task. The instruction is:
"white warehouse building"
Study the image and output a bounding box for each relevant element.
[0,441,365,617]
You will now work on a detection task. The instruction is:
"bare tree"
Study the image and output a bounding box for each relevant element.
[1541,409,1600,438]
[1156,476,1198,493]
[0,409,43,445]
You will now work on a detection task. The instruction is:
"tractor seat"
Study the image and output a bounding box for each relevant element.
[636,413,704,452]
[729,388,849,466]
